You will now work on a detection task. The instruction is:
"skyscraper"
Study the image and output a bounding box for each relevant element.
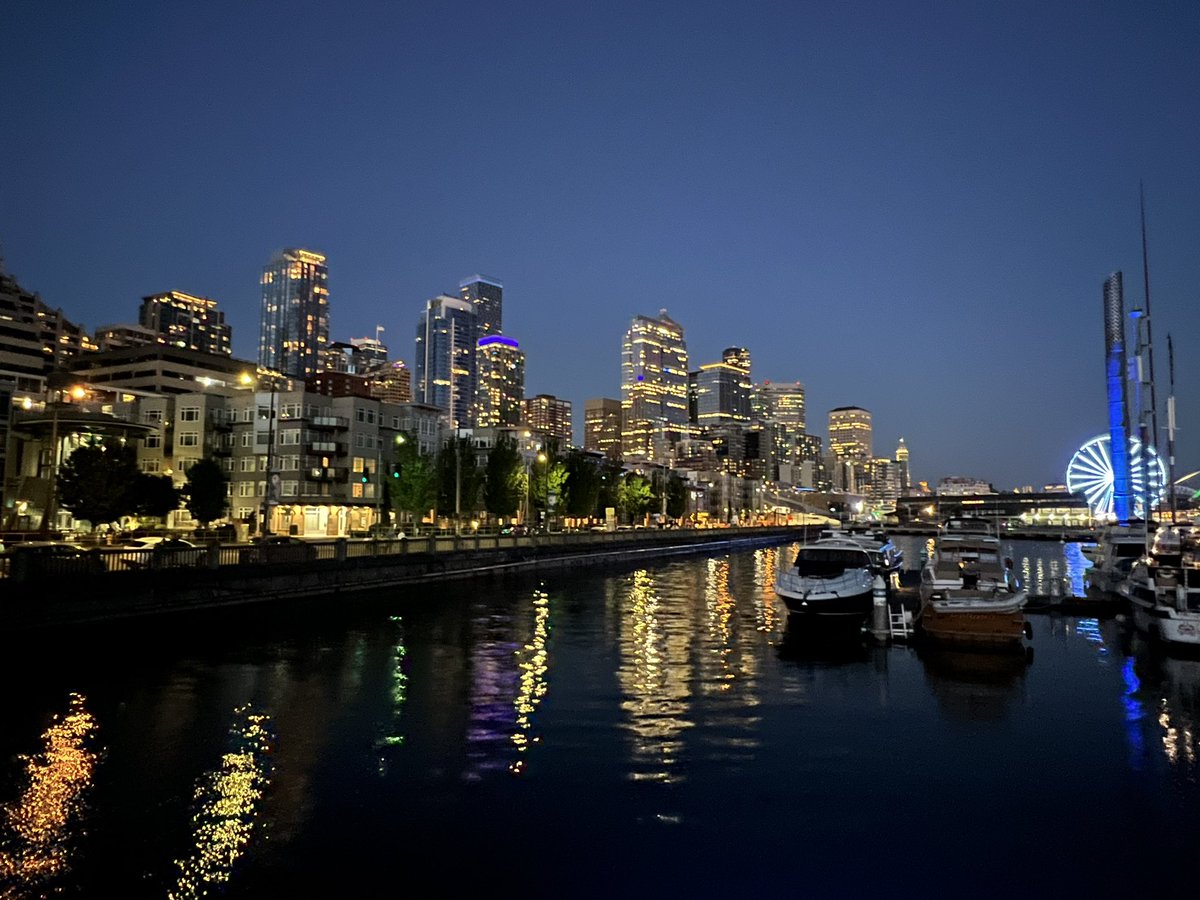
[621,310,688,461]
[895,438,911,492]
[459,275,503,337]
[694,361,752,425]
[258,248,329,378]
[475,335,525,427]
[524,394,573,445]
[415,294,477,428]
[139,291,232,356]
[758,381,807,431]
[828,406,872,461]
[584,397,623,459]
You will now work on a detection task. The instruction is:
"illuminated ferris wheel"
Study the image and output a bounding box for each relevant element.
[1066,434,1166,518]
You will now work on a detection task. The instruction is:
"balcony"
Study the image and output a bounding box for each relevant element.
[310,415,350,429]
[307,467,347,482]
[308,441,344,455]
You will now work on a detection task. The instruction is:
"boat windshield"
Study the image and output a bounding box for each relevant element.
[794,548,869,577]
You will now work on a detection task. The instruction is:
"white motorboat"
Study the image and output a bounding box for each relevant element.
[1086,523,1151,596]
[1120,526,1200,647]
[817,524,904,581]
[774,537,882,625]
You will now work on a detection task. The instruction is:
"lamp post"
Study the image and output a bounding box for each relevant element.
[253,374,278,538]
[38,383,85,535]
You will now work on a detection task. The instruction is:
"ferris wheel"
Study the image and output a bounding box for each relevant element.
[1066,434,1166,518]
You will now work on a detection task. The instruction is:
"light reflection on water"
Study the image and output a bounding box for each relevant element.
[2,542,1200,895]
[0,692,98,896]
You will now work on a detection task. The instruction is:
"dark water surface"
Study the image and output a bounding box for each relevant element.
[1,539,1197,898]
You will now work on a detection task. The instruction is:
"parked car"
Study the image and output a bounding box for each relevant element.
[240,535,316,564]
[500,524,529,536]
[7,541,105,578]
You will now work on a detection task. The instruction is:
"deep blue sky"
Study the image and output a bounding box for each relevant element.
[3,1,1198,490]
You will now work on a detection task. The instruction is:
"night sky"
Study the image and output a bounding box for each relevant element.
[3,1,1198,491]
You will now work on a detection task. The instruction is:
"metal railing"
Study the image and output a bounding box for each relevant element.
[0,525,803,582]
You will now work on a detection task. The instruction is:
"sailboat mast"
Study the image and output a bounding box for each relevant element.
[1167,334,1178,522]
[1139,183,1161,510]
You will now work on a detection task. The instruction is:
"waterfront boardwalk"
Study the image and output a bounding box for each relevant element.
[0,525,808,632]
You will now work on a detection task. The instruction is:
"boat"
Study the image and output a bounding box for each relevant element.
[1086,523,1151,596]
[917,519,1029,647]
[774,536,885,626]
[817,524,904,581]
[1119,525,1200,647]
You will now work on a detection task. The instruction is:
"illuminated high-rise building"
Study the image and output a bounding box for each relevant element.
[459,275,503,337]
[584,397,622,460]
[139,290,232,356]
[895,437,911,492]
[722,346,751,375]
[524,394,573,444]
[695,361,751,425]
[758,381,806,431]
[258,248,329,378]
[368,360,413,404]
[476,335,525,427]
[828,406,872,461]
[621,310,688,461]
[415,294,477,428]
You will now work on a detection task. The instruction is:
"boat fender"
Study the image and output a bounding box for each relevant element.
[1023,621,1033,640]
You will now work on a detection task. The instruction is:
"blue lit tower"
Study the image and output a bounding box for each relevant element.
[1103,272,1133,525]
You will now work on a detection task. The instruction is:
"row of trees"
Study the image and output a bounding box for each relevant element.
[56,439,228,530]
[385,435,688,532]
[50,433,689,533]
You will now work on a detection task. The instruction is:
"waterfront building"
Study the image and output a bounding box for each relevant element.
[258,248,329,379]
[621,310,689,462]
[524,394,573,445]
[368,360,413,404]
[94,324,158,351]
[138,291,232,356]
[868,457,902,510]
[936,476,995,496]
[459,275,503,337]
[68,345,253,395]
[475,336,525,427]
[584,397,623,460]
[307,372,373,399]
[0,263,97,395]
[415,294,478,428]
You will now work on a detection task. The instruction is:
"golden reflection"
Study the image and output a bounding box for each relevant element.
[168,705,273,900]
[510,589,551,774]
[617,569,692,784]
[0,693,99,895]
[752,547,784,633]
[705,558,735,688]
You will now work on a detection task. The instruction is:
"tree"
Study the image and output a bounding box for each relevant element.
[617,473,653,524]
[483,436,524,518]
[390,433,437,534]
[57,439,140,529]
[530,440,568,526]
[666,472,688,519]
[437,435,483,526]
[184,458,229,526]
[563,450,601,518]
[596,459,625,519]
[133,473,182,520]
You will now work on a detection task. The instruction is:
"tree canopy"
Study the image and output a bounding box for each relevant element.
[184,458,228,526]
[56,439,140,528]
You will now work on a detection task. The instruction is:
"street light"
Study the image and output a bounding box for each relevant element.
[39,381,85,534]
[524,448,546,528]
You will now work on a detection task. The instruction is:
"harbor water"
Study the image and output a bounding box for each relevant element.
[1,537,1197,898]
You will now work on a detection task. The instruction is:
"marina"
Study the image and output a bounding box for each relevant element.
[0,537,1197,897]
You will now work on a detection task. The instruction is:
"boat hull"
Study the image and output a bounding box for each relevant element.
[917,592,1029,647]
[1127,595,1200,647]
[776,588,874,621]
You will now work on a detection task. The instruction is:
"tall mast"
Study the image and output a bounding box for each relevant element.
[1167,334,1178,522]
[1139,183,1161,514]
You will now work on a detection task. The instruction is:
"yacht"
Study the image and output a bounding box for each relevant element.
[1086,523,1151,596]
[818,524,904,581]
[917,519,1029,647]
[774,536,883,626]
[1119,526,1200,647]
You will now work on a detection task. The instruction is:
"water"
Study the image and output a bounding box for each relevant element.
[0,540,1196,898]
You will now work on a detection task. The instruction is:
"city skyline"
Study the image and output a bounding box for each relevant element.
[3,2,1198,489]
